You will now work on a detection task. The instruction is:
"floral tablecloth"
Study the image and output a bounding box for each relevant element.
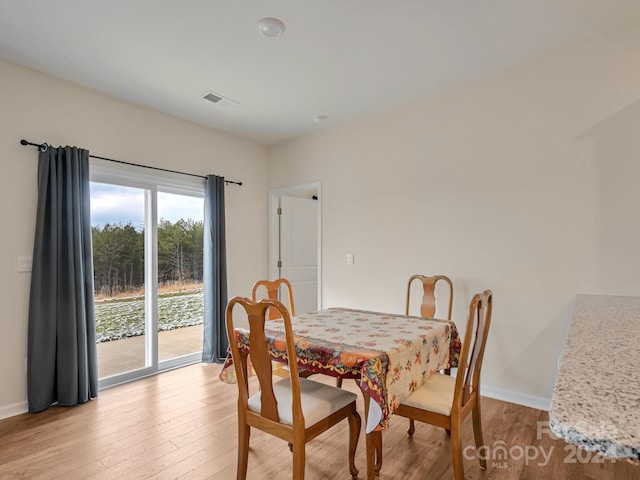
[219,308,461,432]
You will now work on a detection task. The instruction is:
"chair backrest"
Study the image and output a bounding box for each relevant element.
[252,278,296,320]
[452,290,492,410]
[225,296,304,425]
[405,274,453,320]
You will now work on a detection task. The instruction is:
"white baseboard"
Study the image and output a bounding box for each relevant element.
[0,386,551,422]
[0,401,28,420]
[482,384,551,412]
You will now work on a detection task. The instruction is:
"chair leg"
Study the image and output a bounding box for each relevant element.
[292,442,306,480]
[237,423,250,480]
[441,364,451,436]
[407,419,415,437]
[336,377,343,388]
[441,364,453,433]
[450,423,464,480]
[472,403,487,470]
[347,410,361,480]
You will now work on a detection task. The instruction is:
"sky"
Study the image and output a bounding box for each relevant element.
[90,182,203,228]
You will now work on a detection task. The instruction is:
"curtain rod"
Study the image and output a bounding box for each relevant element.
[19,139,243,186]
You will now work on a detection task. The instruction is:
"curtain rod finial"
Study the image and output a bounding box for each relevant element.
[20,139,48,151]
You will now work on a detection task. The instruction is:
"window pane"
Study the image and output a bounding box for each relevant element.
[91,182,147,378]
[157,191,204,361]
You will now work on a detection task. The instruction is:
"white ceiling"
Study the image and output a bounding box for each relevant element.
[1,1,640,145]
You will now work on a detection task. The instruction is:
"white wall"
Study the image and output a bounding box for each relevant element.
[582,100,640,293]
[0,59,269,418]
[268,27,640,409]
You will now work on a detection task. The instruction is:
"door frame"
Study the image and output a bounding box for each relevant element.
[268,181,322,310]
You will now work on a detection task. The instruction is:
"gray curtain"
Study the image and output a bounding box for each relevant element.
[202,175,228,362]
[27,146,98,413]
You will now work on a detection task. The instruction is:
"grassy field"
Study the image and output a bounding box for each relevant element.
[95,288,204,343]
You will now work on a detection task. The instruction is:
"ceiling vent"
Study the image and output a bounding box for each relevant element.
[202,91,239,108]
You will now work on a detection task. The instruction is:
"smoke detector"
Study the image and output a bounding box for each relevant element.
[202,91,239,109]
[258,17,285,37]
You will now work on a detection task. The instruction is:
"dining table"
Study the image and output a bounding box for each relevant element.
[219,307,461,479]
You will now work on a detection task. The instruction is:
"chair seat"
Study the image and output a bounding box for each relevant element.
[248,377,358,427]
[399,372,455,416]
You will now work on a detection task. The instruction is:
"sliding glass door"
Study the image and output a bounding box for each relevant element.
[90,160,204,388]
[157,192,204,366]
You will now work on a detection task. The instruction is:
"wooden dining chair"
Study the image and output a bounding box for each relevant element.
[405,274,454,432]
[226,296,361,480]
[394,290,493,480]
[252,278,345,387]
[405,274,453,320]
[252,278,296,320]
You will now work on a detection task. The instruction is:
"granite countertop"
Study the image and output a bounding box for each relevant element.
[549,294,640,461]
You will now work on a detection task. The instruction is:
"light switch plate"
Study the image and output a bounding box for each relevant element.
[17,256,32,272]
[346,253,354,265]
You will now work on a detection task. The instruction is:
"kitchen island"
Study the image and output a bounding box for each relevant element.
[550,294,640,461]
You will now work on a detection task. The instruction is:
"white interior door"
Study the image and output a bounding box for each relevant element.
[279,195,318,314]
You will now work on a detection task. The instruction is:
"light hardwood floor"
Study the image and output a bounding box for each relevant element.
[0,364,638,479]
